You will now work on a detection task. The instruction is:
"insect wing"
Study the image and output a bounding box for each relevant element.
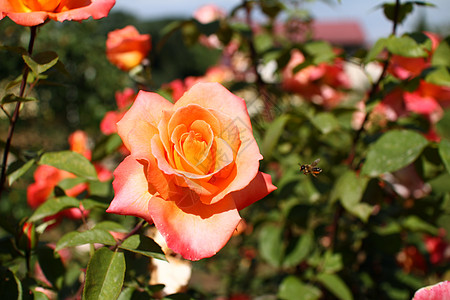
[311,158,320,167]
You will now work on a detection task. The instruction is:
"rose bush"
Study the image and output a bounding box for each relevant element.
[163,66,233,101]
[0,0,115,26]
[106,25,152,71]
[281,49,351,108]
[107,82,276,260]
[27,131,112,220]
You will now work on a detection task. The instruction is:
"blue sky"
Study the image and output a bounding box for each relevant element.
[112,0,450,44]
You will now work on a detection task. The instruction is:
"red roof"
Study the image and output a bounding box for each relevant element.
[312,20,365,45]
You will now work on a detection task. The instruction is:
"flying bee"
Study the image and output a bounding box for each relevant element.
[299,158,322,177]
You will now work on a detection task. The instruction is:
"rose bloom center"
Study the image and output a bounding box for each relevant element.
[172,119,216,176]
[20,0,62,11]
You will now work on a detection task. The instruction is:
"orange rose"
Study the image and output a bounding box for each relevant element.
[0,0,115,26]
[107,82,276,260]
[106,25,151,71]
[27,131,112,220]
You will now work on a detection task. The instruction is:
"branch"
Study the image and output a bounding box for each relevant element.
[0,26,38,199]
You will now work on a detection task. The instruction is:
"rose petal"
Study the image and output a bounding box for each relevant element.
[50,0,116,22]
[117,91,173,151]
[168,104,221,137]
[152,135,220,198]
[171,121,214,175]
[232,172,277,210]
[1,0,115,26]
[413,281,450,300]
[106,156,153,222]
[148,194,241,260]
[100,111,123,135]
[115,88,136,109]
[209,109,241,160]
[157,110,175,166]
[404,91,443,123]
[175,83,263,203]
[127,120,158,159]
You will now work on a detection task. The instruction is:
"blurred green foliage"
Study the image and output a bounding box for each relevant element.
[1,1,450,299]
[0,12,220,150]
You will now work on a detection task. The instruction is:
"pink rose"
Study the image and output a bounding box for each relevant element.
[282,49,350,108]
[0,0,115,26]
[107,82,276,260]
[106,25,151,71]
[193,4,226,24]
[413,281,450,300]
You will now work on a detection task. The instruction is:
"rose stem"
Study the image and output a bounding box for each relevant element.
[0,26,37,200]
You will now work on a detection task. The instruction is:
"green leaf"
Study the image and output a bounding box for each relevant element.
[311,112,340,134]
[29,196,80,222]
[83,247,125,300]
[365,38,387,63]
[32,289,50,300]
[331,171,372,222]
[55,229,116,251]
[181,21,200,46]
[437,110,450,140]
[91,134,123,161]
[261,1,283,19]
[163,293,196,300]
[402,216,438,235]
[0,268,22,300]
[93,221,127,232]
[254,32,273,53]
[321,251,344,274]
[119,234,166,261]
[39,150,98,180]
[258,223,284,267]
[22,51,59,75]
[261,114,289,160]
[88,179,112,198]
[304,41,336,64]
[117,287,135,300]
[432,37,450,67]
[382,2,413,24]
[361,130,428,177]
[316,273,353,300]
[0,45,27,56]
[283,231,313,268]
[81,199,109,210]
[385,35,428,57]
[37,246,65,289]
[7,158,35,186]
[425,66,450,87]
[439,139,450,173]
[278,276,322,300]
[1,93,37,104]
[193,19,220,36]
[57,177,86,190]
